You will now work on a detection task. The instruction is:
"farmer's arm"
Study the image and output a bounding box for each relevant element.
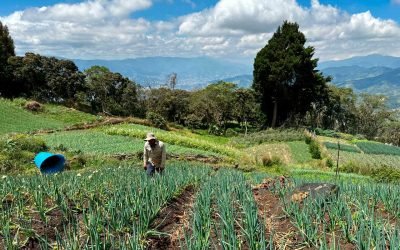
[160,144,166,168]
[143,146,149,167]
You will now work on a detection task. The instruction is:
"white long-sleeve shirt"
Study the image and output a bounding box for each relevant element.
[143,140,166,168]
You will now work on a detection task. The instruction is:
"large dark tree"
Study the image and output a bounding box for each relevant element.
[8,53,86,102]
[253,21,329,127]
[0,21,15,97]
[84,66,140,116]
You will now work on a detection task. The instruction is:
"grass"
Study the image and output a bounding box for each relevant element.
[103,123,245,161]
[246,143,291,165]
[287,141,313,164]
[0,98,97,135]
[40,130,222,157]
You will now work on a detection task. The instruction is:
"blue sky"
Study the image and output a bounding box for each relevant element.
[1,0,400,61]
[1,0,399,21]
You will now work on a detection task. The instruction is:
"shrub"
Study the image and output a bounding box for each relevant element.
[371,166,400,183]
[146,112,168,130]
[309,140,321,159]
[66,153,87,170]
[225,128,238,137]
[261,155,282,167]
[305,136,312,144]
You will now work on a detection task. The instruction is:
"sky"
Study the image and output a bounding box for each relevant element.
[1,0,400,62]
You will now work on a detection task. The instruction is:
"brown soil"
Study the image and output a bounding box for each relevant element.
[146,185,196,250]
[253,187,308,249]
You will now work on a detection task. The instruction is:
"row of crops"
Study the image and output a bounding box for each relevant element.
[326,149,400,169]
[0,163,210,249]
[324,141,400,156]
[3,161,400,249]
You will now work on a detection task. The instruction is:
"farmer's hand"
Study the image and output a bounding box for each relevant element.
[143,164,147,170]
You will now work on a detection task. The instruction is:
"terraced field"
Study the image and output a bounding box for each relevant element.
[2,163,400,249]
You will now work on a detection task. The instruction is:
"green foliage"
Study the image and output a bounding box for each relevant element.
[230,128,305,148]
[0,21,15,97]
[0,134,47,173]
[261,155,282,167]
[253,21,329,127]
[146,111,168,130]
[84,66,141,116]
[314,128,339,138]
[309,140,321,159]
[145,88,190,124]
[371,165,400,183]
[324,142,361,153]
[356,141,400,156]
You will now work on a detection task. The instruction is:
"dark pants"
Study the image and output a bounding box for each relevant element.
[146,162,164,176]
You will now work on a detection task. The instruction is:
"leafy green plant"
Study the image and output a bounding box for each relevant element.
[146,112,168,130]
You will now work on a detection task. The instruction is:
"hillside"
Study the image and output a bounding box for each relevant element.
[0,98,98,135]
[73,57,252,89]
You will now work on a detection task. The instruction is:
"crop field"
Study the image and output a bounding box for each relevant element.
[324,142,361,153]
[0,98,97,135]
[355,141,400,156]
[326,149,400,169]
[2,163,400,249]
[39,130,221,157]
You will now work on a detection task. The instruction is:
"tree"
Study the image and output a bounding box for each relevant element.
[253,21,329,127]
[145,87,190,124]
[232,88,260,135]
[0,21,15,97]
[355,94,393,139]
[187,81,237,132]
[7,53,85,102]
[84,66,140,116]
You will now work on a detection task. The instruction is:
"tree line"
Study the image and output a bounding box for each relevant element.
[0,21,399,144]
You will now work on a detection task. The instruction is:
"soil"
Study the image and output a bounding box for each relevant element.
[146,185,196,250]
[253,187,308,249]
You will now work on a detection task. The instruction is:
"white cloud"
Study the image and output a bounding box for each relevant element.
[1,0,400,61]
[392,0,400,5]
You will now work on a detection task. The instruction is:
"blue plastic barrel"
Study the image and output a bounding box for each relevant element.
[34,152,66,174]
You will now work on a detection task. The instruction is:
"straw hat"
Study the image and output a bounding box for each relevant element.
[144,132,157,141]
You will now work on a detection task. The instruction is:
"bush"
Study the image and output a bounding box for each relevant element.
[261,155,283,167]
[208,125,223,136]
[309,140,321,159]
[225,128,238,137]
[146,112,168,130]
[371,166,400,183]
[66,153,87,170]
[305,136,312,144]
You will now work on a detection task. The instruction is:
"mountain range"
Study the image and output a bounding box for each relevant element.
[72,54,400,108]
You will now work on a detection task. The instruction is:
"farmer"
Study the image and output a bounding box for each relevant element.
[143,132,166,176]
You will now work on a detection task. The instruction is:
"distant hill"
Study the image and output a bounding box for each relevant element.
[72,54,400,108]
[319,54,400,69]
[73,57,252,89]
[212,74,253,87]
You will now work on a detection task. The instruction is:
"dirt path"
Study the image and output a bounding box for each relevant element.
[146,185,196,250]
[253,187,308,249]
